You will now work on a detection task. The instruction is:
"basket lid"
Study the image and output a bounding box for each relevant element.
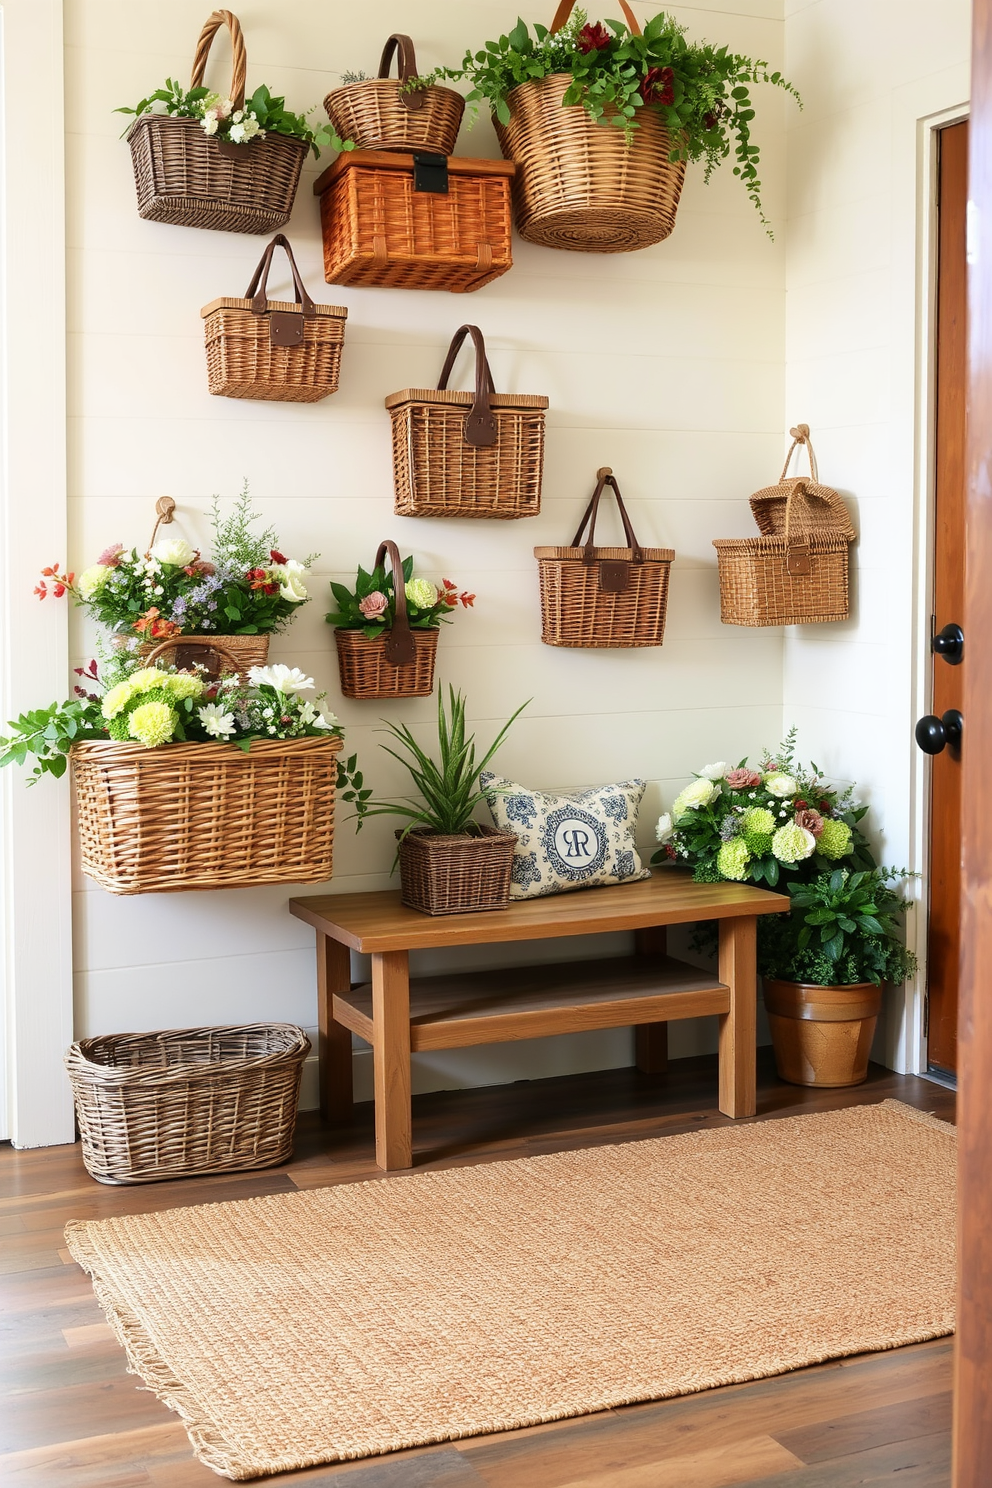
[749,426,856,542]
[201,296,348,320]
[313,149,515,195]
[385,387,549,411]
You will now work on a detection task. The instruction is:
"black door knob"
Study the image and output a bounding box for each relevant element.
[932,622,964,665]
[915,708,963,754]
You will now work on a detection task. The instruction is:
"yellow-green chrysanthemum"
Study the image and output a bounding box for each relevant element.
[741,806,775,836]
[128,667,169,693]
[127,700,177,748]
[101,679,137,719]
[817,818,853,860]
[717,838,751,881]
[163,673,205,701]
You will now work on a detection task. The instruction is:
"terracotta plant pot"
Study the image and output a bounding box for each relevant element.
[396,826,517,916]
[763,979,883,1088]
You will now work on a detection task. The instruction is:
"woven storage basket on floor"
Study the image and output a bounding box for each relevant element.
[492,2,685,253]
[334,541,440,698]
[397,826,518,915]
[202,234,347,402]
[313,151,515,293]
[386,325,548,519]
[324,33,465,154]
[714,425,856,627]
[536,467,674,647]
[126,11,307,234]
[65,1024,310,1184]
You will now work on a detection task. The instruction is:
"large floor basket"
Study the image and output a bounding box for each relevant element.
[65,1024,311,1184]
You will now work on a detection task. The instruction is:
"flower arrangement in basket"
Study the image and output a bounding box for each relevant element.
[326,540,475,700]
[426,4,799,250]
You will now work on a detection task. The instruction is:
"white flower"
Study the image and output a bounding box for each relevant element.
[671,778,719,818]
[248,664,315,696]
[201,114,219,136]
[699,762,729,781]
[268,560,308,603]
[149,537,196,567]
[197,702,236,739]
[232,109,244,123]
[314,711,338,730]
[77,564,111,599]
[655,812,674,844]
[228,114,262,144]
[764,772,798,798]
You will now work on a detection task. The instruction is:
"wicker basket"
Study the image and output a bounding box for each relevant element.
[397,826,518,915]
[491,3,685,253]
[714,426,856,627]
[386,325,548,519]
[135,632,269,678]
[125,11,308,234]
[335,542,440,698]
[202,234,347,402]
[324,33,465,154]
[313,151,515,293]
[535,467,675,647]
[65,1024,310,1184]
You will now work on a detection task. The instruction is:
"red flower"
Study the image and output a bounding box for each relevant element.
[794,799,808,810]
[640,65,674,107]
[133,607,181,641]
[53,583,67,598]
[41,563,60,578]
[577,20,611,52]
[819,799,832,813]
[442,578,457,591]
[459,592,476,608]
[270,549,287,565]
[442,592,458,607]
[34,582,47,599]
[247,567,278,594]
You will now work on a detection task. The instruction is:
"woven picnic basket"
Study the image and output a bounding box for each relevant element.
[535,467,675,647]
[334,541,440,699]
[324,34,464,154]
[492,0,686,253]
[397,826,518,915]
[201,234,348,402]
[65,1024,310,1183]
[125,10,308,234]
[72,641,341,895]
[386,325,548,519]
[313,151,515,293]
[714,426,856,627]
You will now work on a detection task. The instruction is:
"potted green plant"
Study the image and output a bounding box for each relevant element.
[326,541,475,700]
[365,687,526,915]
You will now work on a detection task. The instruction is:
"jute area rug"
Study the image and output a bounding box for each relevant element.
[65,1099,956,1482]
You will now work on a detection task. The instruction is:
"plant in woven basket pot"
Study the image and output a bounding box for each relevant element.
[364,687,527,915]
[432,3,799,250]
[651,729,917,1087]
[326,541,475,701]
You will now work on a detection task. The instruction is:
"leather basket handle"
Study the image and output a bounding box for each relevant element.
[242,235,316,347]
[374,540,417,666]
[780,423,820,484]
[435,325,498,448]
[570,468,644,593]
[378,33,425,112]
[144,636,242,682]
[191,10,247,111]
[550,0,641,35]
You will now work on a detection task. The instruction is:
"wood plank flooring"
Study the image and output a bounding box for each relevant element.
[0,1050,956,1486]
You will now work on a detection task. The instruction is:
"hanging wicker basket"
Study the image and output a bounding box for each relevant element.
[397,826,518,915]
[324,33,465,154]
[202,234,347,402]
[535,467,674,647]
[492,2,686,253]
[386,325,548,519]
[334,541,440,699]
[714,426,856,626]
[65,1024,311,1184]
[126,10,308,234]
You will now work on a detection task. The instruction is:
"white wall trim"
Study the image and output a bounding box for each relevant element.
[0,0,74,1146]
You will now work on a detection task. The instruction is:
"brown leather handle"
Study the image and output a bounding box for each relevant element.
[550,0,641,34]
[570,467,644,562]
[780,423,820,483]
[190,10,247,111]
[378,33,425,112]
[374,540,416,666]
[436,325,498,448]
[144,636,243,682]
[244,234,316,318]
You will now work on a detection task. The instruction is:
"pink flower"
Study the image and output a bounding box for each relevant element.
[359,590,389,620]
[97,543,124,567]
[794,808,825,837]
[725,768,762,789]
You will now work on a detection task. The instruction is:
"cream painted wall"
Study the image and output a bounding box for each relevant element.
[64,0,790,1102]
[783,0,971,1073]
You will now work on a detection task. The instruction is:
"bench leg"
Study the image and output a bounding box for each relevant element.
[718,915,757,1118]
[316,933,353,1125]
[634,926,669,1073]
[371,949,412,1171]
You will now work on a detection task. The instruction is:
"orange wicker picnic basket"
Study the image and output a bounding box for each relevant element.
[201,234,348,402]
[125,10,308,234]
[313,151,515,293]
[324,34,465,154]
[334,541,440,700]
[492,1,686,253]
[386,325,548,519]
[714,425,856,627]
[535,467,675,647]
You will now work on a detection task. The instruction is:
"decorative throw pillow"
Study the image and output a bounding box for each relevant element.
[480,774,651,899]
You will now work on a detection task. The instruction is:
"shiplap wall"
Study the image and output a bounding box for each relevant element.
[66,0,789,1101]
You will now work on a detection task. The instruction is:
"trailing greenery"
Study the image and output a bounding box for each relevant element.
[115,78,353,157]
[758,867,918,987]
[326,555,475,638]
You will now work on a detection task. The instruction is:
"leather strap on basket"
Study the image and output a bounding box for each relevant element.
[571,467,644,593]
[550,0,641,33]
[144,636,242,682]
[782,485,811,577]
[378,34,425,112]
[780,423,820,484]
[436,325,498,448]
[375,540,417,666]
[243,234,316,346]
[191,10,247,111]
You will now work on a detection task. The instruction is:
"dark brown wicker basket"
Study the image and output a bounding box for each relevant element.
[65,1024,310,1184]
[334,540,440,699]
[397,826,518,915]
[535,468,675,647]
[323,34,465,154]
[126,12,307,234]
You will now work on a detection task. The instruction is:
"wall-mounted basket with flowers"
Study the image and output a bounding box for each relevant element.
[326,540,474,701]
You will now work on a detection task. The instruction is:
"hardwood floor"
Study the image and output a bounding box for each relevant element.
[0,1050,956,1486]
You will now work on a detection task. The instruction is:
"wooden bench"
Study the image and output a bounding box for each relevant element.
[290,869,789,1171]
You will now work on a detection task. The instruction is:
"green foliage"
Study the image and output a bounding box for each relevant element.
[758,867,918,987]
[326,558,469,638]
[115,78,353,158]
[0,698,105,782]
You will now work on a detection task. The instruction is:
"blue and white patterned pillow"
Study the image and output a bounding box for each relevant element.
[480,774,651,899]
